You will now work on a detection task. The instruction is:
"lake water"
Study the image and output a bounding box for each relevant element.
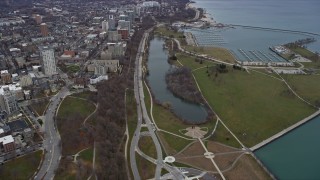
[146,37,208,124]
[192,0,320,53]
[255,115,320,179]
[192,0,320,178]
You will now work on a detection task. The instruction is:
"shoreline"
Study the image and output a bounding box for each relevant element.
[186,1,216,25]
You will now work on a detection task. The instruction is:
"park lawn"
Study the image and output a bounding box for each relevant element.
[136,153,156,180]
[154,26,184,39]
[283,74,320,106]
[176,53,216,70]
[58,97,96,118]
[193,68,315,147]
[158,132,194,155]
[79,148,94,162]
[126,89,137,179]
[67,65,80,73]
[183,45,236,64]
[210,121,242,148]
[0,150,42,179]
[138,136,157,159]
[57,96,96,155]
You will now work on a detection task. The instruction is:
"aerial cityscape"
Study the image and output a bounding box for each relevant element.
[0,0,319,179]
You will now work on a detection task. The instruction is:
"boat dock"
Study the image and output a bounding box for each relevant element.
[250,109,320,151]
[238,49,253,62]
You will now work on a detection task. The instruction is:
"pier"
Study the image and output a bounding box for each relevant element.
[238,49,253,62]
[230,24,320,37]
[258,51,273,62]
[250,109,320,151]
[249,50,264,62]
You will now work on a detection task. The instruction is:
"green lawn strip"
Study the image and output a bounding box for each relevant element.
[158,132,193,155]
[138,136,157,159]
[289,46,316,59]
[0,150,42,179]
[172,161,193,168]
[30,99,50,116]
[142,82,152,118]
[161,168,169,176]
[136,153,156,179]
[70,91,94,100]
[283,74,320,106]
[193,68,315,147]
[79,148,94,162]
[301,61,320,69]
[126,89,137,179]
[183,45,236,63]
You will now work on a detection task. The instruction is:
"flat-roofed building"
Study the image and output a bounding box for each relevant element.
[0,135,15,152]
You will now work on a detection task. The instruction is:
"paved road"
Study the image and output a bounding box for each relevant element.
[35,71,73,180]
[35,87,70,180]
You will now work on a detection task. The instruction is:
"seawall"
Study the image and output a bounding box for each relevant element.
[250,109,320,151]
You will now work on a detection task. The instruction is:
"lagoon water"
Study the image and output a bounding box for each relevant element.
[192,0,320,178]
[146,37,208,124]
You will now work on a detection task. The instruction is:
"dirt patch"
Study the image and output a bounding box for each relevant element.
[207,141,240,153]
[224,155,272,180]
[215,152,243,171]
[176,157,216,172]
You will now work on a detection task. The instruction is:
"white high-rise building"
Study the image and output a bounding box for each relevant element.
[102,20,109,32]
[40,46,57,75]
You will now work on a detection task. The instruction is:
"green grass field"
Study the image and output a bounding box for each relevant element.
[175,53,216,70]
[210,122,242,148]
[192,68,315,147]
[154,26,184,39]
[183,45,236,63]
[0,150,42,179]
[158,132,194,155]
[58,97,96,118]
[283,74,320,106]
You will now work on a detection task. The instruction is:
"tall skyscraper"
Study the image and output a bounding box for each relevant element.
[40,46,57,76]
[40,23,49,36]
[102,20,109,32]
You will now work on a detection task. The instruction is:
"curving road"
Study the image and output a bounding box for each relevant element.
[35,72,72,180]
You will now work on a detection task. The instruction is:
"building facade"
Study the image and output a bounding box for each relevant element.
[40,47,57,76]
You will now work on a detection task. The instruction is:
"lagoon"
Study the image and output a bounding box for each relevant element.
[146,37,208,124]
